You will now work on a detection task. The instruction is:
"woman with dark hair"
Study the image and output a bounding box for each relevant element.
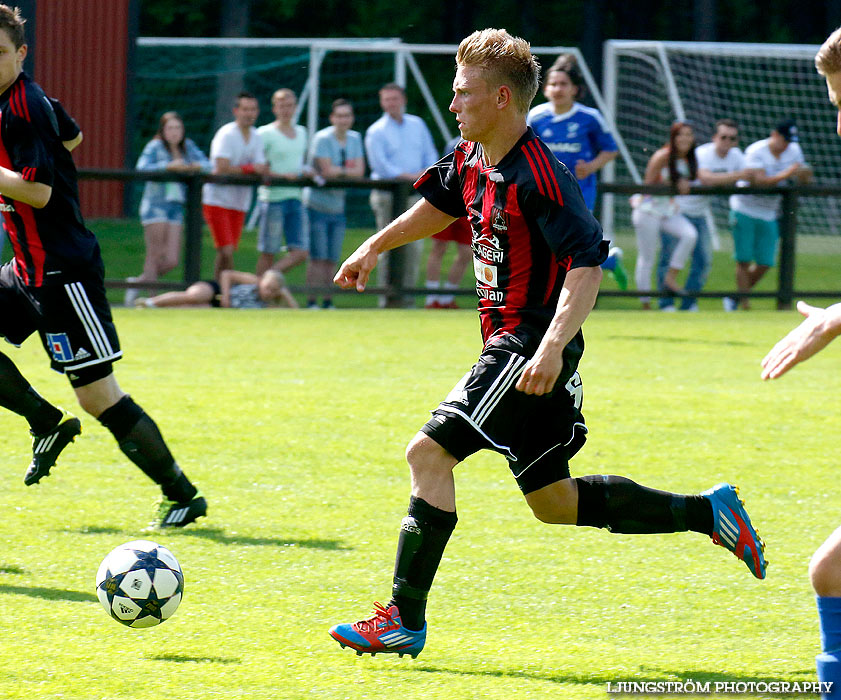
[630,121,699,309]
[126,111,210,305]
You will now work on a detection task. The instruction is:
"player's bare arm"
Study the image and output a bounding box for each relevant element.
[63,131,83,152]
[334,198,455,292]
[761,300,841,379]
[516,265,603,396]
[0,165,50,208]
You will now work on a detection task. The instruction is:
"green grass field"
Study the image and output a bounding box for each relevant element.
[0,307,837,699]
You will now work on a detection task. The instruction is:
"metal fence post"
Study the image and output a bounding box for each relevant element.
[384,181,412,308]
[776,188,798,310]
[183,173,204,285]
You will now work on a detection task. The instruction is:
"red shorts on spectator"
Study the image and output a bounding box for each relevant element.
[203,204,246,249]
[433,218,472,245]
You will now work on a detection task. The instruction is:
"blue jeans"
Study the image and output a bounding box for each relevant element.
[257,199,309,254]
[307,209,346,263]
[657,213,712,309]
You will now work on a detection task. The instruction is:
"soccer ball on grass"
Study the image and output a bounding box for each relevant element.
[95,539,183,628]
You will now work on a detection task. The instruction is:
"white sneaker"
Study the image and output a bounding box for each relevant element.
[722,296,737,312]
[660,304,677,313]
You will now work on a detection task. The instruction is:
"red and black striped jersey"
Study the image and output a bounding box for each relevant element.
[0,72,97,287]
[415,127,607,366]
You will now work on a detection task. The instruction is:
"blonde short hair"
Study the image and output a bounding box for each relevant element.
[816,27,841,76]
[455,28,540,114]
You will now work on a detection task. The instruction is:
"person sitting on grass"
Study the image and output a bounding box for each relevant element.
[136,269,298,309]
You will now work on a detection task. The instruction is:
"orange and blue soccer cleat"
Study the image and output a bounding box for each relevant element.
[702,483,767,579]
[329,602,426,658]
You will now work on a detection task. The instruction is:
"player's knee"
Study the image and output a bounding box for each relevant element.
[405,434,453,474]
[810,549,841,597]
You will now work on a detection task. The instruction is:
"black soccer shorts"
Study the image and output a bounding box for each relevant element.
[420,341,587,495]
[0,261,121,386]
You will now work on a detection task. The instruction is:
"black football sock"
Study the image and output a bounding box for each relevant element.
[0,351,63,433]
[575,475,713,535]
[97,395,197,502]
[389,496,458,631]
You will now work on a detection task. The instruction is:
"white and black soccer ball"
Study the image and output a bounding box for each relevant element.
[95,540,183,628]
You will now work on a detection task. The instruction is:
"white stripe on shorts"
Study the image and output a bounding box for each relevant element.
[471,352,527,426]
[64,282,113,359]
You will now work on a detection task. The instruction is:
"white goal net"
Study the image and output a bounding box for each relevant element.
[602,40,841,241]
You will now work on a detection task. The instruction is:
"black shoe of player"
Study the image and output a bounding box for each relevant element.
[24,409,82,486]
[149,492,208,529]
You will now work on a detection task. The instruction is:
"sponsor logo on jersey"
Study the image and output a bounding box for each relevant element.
[567,122,580,137]
[0,202,14,212]
[46,333,74,363]
[544,141,582,153]
[477,287,504,303]
[474,259,498,288]
[74,347,91,360]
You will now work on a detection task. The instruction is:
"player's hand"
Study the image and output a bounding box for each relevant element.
[333,244,379,292]
[574,159,593,180]
[760,301,838,379]
[515,350,563,396]
[676,177,691,195]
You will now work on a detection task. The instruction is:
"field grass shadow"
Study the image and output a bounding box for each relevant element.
[0,564,26,574]
[0,583,97,603]
[148,653,240,665]
[67,525,351,551]
[607,334,752,347]
[165,526,352,550]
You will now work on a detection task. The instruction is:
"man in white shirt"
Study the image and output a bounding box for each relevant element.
[202,92,268,280]
[256,88,309,276]
[658,119,748,311]
[726,119,812,310]
[365,83,438,307]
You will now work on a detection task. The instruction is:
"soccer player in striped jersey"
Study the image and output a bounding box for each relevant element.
[763,26,841,698]
[0,5,205,529]
[329,28,765,659]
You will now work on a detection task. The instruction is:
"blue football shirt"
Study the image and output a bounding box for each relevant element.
[527,102,617,211]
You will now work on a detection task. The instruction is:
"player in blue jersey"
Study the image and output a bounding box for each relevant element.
[527,54,627,289]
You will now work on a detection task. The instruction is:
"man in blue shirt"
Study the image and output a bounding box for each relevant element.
[365,83,438,307]
[527,54,627,289]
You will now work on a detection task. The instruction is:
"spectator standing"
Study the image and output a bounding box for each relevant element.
[202,91,268,280]
[126,111,210,306]
[527,54,627,289]
[365,82,438,307]
[424,136,472,309]
[726,119,812,311]
[256,88,309,277]
[657,119,747,311]
[303,98,364,309]
[630,121,698,309]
